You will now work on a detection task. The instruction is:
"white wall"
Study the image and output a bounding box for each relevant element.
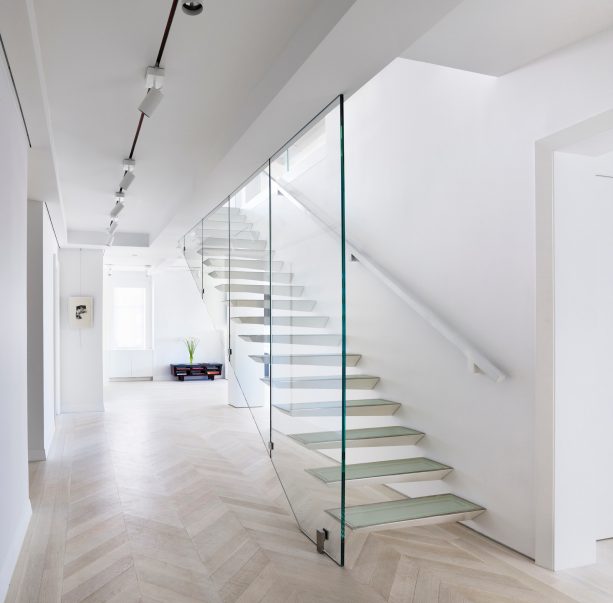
[553,150,613,568]
[27,201,58,460]
[59,249,104,412]
[0,51,31,603]
[153,265,223,380]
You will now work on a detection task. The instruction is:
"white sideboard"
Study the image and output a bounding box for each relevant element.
[107,350,153,380]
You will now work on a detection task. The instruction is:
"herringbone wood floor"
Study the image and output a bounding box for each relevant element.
[6,381,613,602]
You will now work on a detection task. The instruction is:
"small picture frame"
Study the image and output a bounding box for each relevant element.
[69,296,93,328]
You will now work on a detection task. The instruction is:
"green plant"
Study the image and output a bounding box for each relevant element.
[185,337,199,364]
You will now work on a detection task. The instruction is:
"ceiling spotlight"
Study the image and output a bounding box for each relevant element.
[122,159,135,172]
[138,87,163,118]
[108,221,119,235]
[110,201,125,219]
[114,190,125,201]
[119,170,135,190]
[182,2,203,16]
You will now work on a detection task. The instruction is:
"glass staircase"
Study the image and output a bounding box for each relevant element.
[181,96,484,566]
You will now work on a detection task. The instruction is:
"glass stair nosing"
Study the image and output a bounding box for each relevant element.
[203,237,267,250]
[271,398,400,417]
[262,374,380,390]
[209,270,294,284]
[215,284,304,296]
[204,258,284,271]
[233,316,328,327]
[239,334,342,345]
[326,493,485,532]
[198,248,272,260]
[249,353,360,367]
[287,426,424,449]
[226,299,316,311]
[306,457,453,487]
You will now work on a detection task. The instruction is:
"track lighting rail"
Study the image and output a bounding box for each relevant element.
[109,0,181,244]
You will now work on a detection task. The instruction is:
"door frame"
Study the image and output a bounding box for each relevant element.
[534,108,613,569]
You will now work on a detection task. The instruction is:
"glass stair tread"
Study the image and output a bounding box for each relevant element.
[204,258,284,271]
[208,208,247,221]
[201,230,259,240]
[250,353,360,366]
[198,248,271,259]
[327,494,485,531]
[288,426,424,449]
[227,299,316,311]
[239,334,341,345]
[272,398,400,416]
[201,221,254,231]
[216,284,304,296]
[262,375,379,390]
[209,270,294,283]
[233,316,328,327]
[203,237,267,250]
[306,457,452,485]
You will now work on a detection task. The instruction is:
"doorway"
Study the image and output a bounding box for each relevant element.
[535,110,613,570]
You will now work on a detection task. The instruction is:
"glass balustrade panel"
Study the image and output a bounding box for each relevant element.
[227,165,272,449]
[268,97,346,564]
[183,220,204,297]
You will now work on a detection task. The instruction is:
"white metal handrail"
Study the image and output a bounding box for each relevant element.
[270,176,506,383]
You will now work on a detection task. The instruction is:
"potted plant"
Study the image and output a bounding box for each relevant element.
[185,337,199,364]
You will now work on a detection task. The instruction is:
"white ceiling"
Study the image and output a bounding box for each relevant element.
[403,0,613,76]
[32,0,352,243]
[21,0,613,267]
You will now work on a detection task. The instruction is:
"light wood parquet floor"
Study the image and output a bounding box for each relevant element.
[5,380,613,603]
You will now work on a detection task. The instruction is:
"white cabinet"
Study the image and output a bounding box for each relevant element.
[107,350,153,379]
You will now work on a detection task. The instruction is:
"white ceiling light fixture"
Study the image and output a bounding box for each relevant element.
[119,170,135,190]
[138,87,163,118]
[145,67,165,90]
[122,158,136,172]
[114,190,125,201]
[182,2,203,16]
[110,201,125,219]
[106,234,115,247]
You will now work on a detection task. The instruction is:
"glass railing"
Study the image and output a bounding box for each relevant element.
[183,97,346,564]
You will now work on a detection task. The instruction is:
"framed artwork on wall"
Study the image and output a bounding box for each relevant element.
[69,296,93,328]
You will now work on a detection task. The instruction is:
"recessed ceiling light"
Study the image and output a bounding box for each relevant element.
[182,2,203,16]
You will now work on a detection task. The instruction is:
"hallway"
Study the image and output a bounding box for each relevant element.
[5,381,611,602]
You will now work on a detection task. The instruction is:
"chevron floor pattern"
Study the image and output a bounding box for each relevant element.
[5,380,613,602]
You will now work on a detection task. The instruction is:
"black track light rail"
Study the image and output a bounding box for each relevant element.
[120,0,179,191]
[156,0,179,68]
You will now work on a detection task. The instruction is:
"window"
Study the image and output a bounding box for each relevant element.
[112,287,147,349]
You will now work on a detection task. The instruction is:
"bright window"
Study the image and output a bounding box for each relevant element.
[112,287,146,349]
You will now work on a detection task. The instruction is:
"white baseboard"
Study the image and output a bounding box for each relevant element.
[0,500,32,603]
[28,449,46,462]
